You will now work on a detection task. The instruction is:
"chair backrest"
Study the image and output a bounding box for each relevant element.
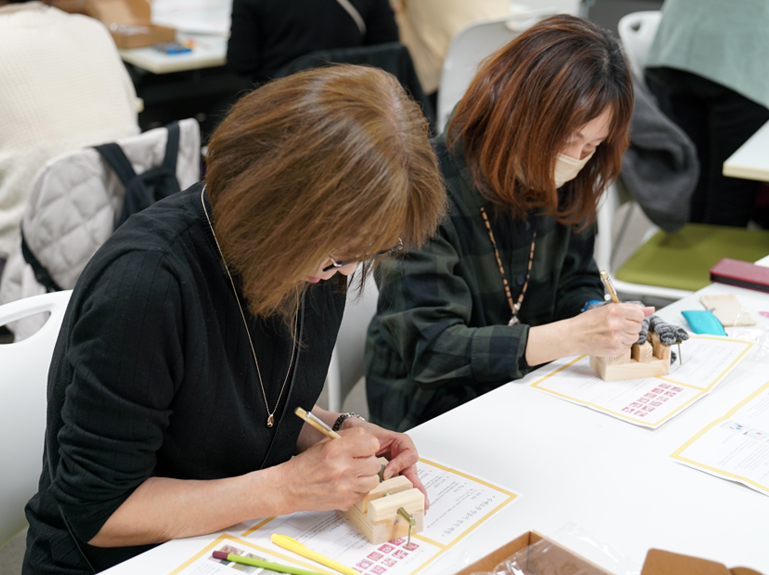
[617,11,662,79]
[326,277,379,413]
[0,290,72,548]
[436,9,554,133]
[0,119,200,340]
[595,180,634,274]
[595,181,693,301]
[10,118,200,292]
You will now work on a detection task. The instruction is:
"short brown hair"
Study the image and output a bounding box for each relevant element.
[448,14,633,226]
[205,65,446,321]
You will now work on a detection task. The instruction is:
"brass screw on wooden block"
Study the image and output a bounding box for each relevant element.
[397,507,416,547]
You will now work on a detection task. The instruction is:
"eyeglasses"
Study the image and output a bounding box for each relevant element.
[322,238,404,272]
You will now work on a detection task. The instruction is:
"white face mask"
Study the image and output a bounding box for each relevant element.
[554,150,595,188]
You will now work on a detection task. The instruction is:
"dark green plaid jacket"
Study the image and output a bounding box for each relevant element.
[365,134,604,431]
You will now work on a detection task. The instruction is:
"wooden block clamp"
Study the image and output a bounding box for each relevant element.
[590,332,671,382]
[343,466,425,544]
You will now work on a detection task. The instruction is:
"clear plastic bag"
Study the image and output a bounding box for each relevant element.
[725,306,769,362]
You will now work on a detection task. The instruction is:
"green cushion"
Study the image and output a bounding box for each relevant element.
[615,223,769,292]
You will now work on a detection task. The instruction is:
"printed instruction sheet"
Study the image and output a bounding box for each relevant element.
[168,459,518,575]
[530,336,753,428]
[671,378,769,496]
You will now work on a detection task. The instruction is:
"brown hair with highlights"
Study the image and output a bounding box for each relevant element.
[447,14,632,227]
[205,64,447,321]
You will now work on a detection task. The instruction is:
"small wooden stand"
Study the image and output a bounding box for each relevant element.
[343,474,425,544]
[590,332,671,382]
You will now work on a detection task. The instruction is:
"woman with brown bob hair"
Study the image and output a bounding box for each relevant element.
[366,15,654,432]
[23,65,446,575]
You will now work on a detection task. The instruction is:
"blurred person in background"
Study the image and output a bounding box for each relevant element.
[390,0,513,99]
[0,0,138,279]
[645,0,769,228]
[227,0,399,85]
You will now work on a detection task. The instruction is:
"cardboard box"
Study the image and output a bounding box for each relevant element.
[454,533,765,575]
[455,531,613,575]
[84,0,175,49]
[641,549,764,575]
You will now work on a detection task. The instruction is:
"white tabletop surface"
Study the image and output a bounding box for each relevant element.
[103,256,769,575]
[150,0,232,36]
[723,120,769,182]
[118,32,227,74]
[118,0,231,74]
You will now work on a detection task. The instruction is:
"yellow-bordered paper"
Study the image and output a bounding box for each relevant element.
[671,378,769,496]
[166,459,518,575]
[530,335,753,429]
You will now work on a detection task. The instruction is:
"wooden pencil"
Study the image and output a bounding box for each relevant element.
[295,407,342,439]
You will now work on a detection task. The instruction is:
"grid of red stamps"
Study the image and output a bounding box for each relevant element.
[621,383,684,418]
[353,537,420,574]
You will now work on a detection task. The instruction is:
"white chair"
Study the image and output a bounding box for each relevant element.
[325,276,380,414]
[595,181,693,302]
[617,11,662,80]
[436,9,555,133]
[0,290,72,548]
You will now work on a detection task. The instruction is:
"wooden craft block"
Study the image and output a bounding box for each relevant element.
[632,341,653,362]
[368,489,424,523]
[650,331,672,363]
[360,476,413,513]
[343,475,425,544]
[603,349,631,365]
[590,334,670,382]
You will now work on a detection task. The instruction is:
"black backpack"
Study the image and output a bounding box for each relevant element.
[21,122,182,292]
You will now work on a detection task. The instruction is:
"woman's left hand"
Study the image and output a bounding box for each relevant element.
[343,418,430,510]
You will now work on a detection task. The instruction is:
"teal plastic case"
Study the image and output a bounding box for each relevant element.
[681,310,727,335]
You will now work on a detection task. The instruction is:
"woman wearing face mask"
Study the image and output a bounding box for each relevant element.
[365,15,650,432]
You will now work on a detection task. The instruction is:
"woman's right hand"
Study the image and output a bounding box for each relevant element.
[273,427,381,513]
[571,302,654,357]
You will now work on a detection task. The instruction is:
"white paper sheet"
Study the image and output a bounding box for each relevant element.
[412,460,516,548]
[530,336,753,428]
[230,459,517,575]
[672,377,769,496]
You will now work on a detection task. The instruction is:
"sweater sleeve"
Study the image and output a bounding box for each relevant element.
[374,222,529,391]
[49,250,184,543]
[554,223,605,320]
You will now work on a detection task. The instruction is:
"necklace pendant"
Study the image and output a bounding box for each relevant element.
[266,414,274,428]
[508,316,520,326]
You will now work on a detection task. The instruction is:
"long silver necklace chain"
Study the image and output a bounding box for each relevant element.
[201,186,299,428]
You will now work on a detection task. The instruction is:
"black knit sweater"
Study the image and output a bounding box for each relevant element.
[227,0,398,83]
[23,182,345,574]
